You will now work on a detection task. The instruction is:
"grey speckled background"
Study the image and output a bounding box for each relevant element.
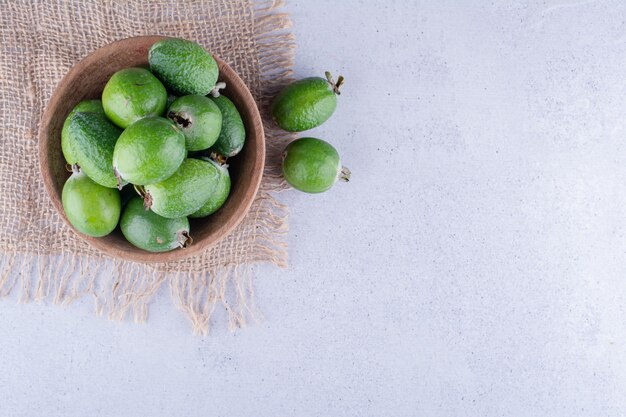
[2,1,626,416]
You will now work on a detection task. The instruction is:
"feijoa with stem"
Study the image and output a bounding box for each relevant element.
[167,95,222,151]
[120,197,191,253]
[66,112,122,188]
[189,158,231,218]
[62,170,121,237]
[112,116,186,187]
[102,67,168,128]
[144,158,222,218]
[282,137,350,193]
[61,99,105,165]
[208,95,246,158]
[271,72,344,132]
[149,38,219,96]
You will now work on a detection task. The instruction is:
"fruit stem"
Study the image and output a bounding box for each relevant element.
[210,82,227,97]
[339,166,351,182]
[325,71,345,95]
[133,184,146,198]
[178,230,193,248]
[143,190,153,210]
[113,167,124,190]
[209,152,228,166]
[66,163,81,174]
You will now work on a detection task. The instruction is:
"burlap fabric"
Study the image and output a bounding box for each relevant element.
[0,0,295,334]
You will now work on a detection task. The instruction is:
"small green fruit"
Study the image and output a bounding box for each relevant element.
[209,95,246,158]
[167,95,222,151]
[189,159,231,218]
[120,197,191,253]
[149,38,218,96]
[282,137,350,193]
[62,171,121,237]
[112,116,186,186]
[66,112,122,188]
[145,158,221,218]
[271,72,344,132]
[61,100,105,164]
[102,67,167,128]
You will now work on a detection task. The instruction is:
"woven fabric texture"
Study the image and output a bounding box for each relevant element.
[0,0,295,334]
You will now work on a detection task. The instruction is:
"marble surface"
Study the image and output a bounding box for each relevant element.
[2,1,626,416]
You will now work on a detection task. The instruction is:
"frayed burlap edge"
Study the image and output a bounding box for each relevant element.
[0,0,295,335]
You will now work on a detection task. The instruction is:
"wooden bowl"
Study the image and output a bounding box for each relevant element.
[38,36,265,263]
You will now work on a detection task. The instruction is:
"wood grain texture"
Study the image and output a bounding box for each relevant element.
[38,36,265,263]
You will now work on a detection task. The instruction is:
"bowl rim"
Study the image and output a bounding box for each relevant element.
[38,35,265,263]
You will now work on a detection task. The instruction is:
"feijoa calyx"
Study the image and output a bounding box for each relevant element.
[112,116,186,187]
[62,171,121,237]
[282,137,350,193]
[120,197,191,253]
[144,158,222,219]
[167,95,222,151]
[189,159,231,218]
[102,67,168,128]
[65,112,122,188]
[209,95,246,158]
[271,72,344,132]
[149,38,219,96]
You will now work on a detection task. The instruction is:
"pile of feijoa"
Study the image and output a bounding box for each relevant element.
[272,72,350,193]
[61,38,244,253]
[61,37,349,254]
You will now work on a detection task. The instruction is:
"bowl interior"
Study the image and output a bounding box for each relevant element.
[39,36,265,263]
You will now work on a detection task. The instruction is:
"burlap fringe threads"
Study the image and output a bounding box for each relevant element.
[0,0,294,335]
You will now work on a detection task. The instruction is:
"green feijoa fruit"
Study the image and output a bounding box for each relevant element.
[148,38,218,96]
[120,197,191,253]
[62,171,121,237]
[189,159,230,218]
[209,95,245,158]
[145,158,220,218]
[112,116,186,186]
[271,72,344,132]
[102,67,167,128]
[67,112,122,188]
[167,95,222,151]
[61,100,105,164]
[282,137,351,193]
